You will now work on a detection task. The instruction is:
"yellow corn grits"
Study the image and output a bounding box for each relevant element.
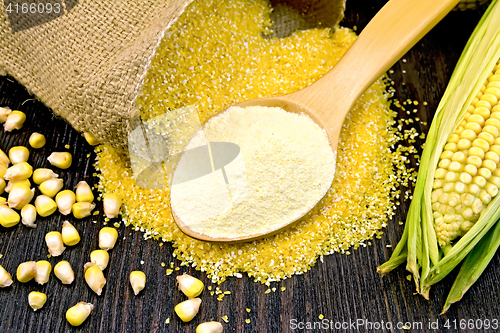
[96,0,415,284]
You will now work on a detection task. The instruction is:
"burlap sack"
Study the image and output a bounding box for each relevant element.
[0,0,345,151]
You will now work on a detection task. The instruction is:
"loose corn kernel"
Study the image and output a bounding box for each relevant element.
[0,205,20,227]
[66,302,93,326]
[85,250,109,271]
[0,197,6,206]
[29,132,46,149]
[45,231,66,256]
[84,265,106,296]
[61,221,80,246]
[5,179,30,194]
[35,195,57,217]
[174,298,201,322]
[8,146,29,164]
[177,273,204,298]
[0,148,9,167]
[21,204,37,227]
[17,261,36,283]
[35,260,51,285]
[0,264,13,287]
[4,162,32,181]
[75,181,94,203]
[72,202,95,219]
[103,193,121,218]
[54,261,74,284]
[8,182,34,209]
[0,178,5,194]
[83,132,99,146]
[129,271,146,295]
[39,178,63,198]
[196,322,223,333]
[0,106,11,123]
[47,152,72,169]
[28,291,47,311]
[99,227,118,250]
[4,110,26,131]
[32,168,58,185]
[55,190,75,215]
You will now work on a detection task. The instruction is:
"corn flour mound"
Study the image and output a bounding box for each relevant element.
[170,105,336,239]
[96,0,417,284]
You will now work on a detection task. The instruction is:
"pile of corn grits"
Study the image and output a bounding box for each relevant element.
[96,0,416,284]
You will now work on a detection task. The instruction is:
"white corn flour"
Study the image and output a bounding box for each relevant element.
[170,105,336,239]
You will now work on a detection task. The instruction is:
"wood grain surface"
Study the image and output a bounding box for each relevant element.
[0,1,498,332]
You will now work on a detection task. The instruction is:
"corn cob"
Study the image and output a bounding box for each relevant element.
[432,60,500,246]
[379,0,500,312]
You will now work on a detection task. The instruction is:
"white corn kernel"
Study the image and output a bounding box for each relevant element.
[459,172,472,184]
[85,250,109,271]
[480,189,492,204]
[35,195,57,217]
[196,322,223,333]
[4,162,32,181]
[4,110,26,131]
[35,260,51,285]
[468,148,484,159]
[54,261,74,284]
[468,184,481,196]
[55,190,75,215]
[66,302,93,326]
[21,204,37,228]
[72,202,95,219]
[448,161,463,172]
[47,152,72,169]
[438,159,451,169]
[61,221,80,246]
[39,178,63,198]
[472,198,484,214]
[440,151,454,160]
[29,132,46,149]
[177,273,204,298]
[433,179,444,189]
[17,261,36,283]
[434,168,447,179]
[8,182,34,209]
[99,227,118,250]
[8,146,29,164]
[457,139,472,150]
[464,164,478,176]
[485,182,499,197]
[478,168,492,180]
[5,179,30,193]
[84,265,106,296]
[32,168,58,185]
[130,271,146,295]
[75,181,94,203]
[482,160,497,172]
[0,106,11,123]
[45,231,66,256]
[28,291,47,311]
[175,298,202,322]
[0,264,13,287]
[103,193,122,218]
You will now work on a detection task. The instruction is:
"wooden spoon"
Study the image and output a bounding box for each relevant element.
[173,0,460,242]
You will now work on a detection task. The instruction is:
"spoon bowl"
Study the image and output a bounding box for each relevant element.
[172,0,460,242]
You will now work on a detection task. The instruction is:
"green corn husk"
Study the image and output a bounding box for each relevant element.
[378,0,500,312]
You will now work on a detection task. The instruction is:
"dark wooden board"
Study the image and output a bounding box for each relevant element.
[0,1,498,332]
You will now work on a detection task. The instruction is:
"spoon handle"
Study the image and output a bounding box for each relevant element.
[288,0,459,135]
